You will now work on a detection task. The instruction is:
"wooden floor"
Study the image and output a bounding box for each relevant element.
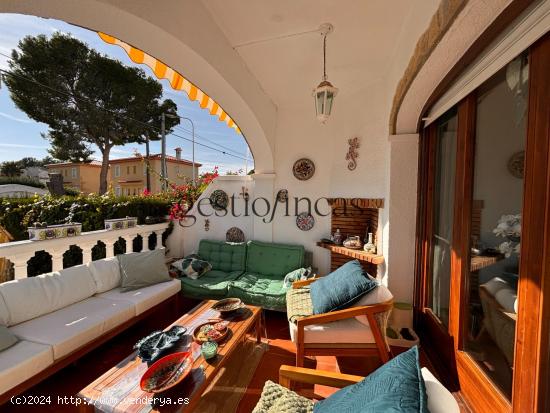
[1,301,470,412]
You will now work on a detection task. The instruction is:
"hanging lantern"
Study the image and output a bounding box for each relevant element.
[313,23,338,123]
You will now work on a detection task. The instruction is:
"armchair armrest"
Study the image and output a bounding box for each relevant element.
[296,300,393,327]
[279,365,363,389]
[292,277,322,289]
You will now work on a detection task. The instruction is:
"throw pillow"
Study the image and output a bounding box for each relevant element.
[283,267,312,289]
[314,346,428,413]
[310,260,377,314]
[0,325,18,352]
[252,380,313,413]
[118,249,171,292]
[170,254,200,277]
[181,258,212,280]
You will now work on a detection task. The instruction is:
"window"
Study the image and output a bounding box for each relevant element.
[115,186,121,196]
[114,165,120,177]
[126,166,130,175]
[71,167,77,178]
[428,108,457,328]
[462,55,528,398]
[133,165,137,174]
[64,169,67,177]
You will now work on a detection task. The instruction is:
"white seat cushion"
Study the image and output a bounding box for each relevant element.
[289,317,375,344]
[421,367,459,413]
[0,340,53,394]
[9,297,134,360]
[353,284,393,326]
[96,279,181,315]
[0,293,9,326]
[0,264,97,326]
[87,257,121,293]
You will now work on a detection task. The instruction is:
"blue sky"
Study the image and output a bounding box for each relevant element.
[0,14,253,174]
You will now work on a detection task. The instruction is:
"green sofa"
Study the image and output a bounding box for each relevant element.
[180,239,305,311]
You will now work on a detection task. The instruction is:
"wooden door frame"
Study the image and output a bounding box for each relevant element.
[415,33,550,413]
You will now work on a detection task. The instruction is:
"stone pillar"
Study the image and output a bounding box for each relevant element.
[386,134,419,305]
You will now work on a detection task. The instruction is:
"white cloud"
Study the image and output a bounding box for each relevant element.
[0,111,33,123]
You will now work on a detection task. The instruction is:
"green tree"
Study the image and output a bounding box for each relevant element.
[0,161,21,177]
[5,33,179,194]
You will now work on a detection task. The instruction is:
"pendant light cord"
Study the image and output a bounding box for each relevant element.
[323,34,327,81]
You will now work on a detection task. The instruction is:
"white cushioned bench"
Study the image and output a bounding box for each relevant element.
[0,251,181,400]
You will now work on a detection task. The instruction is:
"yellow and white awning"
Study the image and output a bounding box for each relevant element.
[98,32,241,134]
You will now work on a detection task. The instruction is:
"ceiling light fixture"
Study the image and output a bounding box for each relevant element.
[313,23,338,124]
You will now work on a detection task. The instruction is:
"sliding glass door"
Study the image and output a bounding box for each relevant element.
[416,34,550,413]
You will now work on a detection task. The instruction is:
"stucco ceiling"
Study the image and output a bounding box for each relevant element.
[202,0,440,109]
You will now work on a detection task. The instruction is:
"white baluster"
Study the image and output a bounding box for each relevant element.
[11,254,29,279]
[51,249,64,272]
[154,230,164,249]
[81,244,93,264]
[104,240,116,258]
[123,236,134,253]
[142,231,153,251]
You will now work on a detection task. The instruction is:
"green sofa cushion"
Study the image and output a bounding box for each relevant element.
[180,270,243,299]
[246,241,304,277]
[228,272,287,311]
[198,240,246,272]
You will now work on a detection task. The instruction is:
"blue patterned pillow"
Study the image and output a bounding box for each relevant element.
[310,260,377,314]
[314,346,428,413]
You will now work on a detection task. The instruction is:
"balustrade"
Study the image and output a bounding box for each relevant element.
[0,223,170,280]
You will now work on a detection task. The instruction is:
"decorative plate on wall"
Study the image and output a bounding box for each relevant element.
[507,151,525,179]
[226,227,245,243]
[293,158,315,181]
[209,189,229,211]
[296,212,315,231]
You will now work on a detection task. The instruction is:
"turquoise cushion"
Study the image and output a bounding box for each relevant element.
[314,346,428,413]
[180,270,243,299]
[310,260,377,314]
[198,240,246,272]
[246,241,304,278]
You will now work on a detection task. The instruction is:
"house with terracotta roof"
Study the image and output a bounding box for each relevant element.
[45,161,105,194]
[109,148,201,196]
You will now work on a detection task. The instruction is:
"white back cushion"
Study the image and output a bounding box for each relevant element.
[353,284,393,326]
[421,367,459,413]
[87,257,121,293]
[0,294,9,326]
[0,264,96,326]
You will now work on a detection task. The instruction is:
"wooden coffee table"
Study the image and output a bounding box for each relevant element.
[77,300,263,412]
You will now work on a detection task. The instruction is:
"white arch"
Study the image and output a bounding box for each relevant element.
[0,0,276,172]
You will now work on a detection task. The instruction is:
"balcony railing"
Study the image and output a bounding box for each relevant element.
[0,222,169,280]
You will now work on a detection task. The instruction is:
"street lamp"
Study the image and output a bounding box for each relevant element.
[161,113,196,190]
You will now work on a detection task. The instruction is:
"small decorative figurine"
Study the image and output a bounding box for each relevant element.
[364,232,376,253]
[346,137,360,171]
[204,219,210,232]
[332,228,343,245]
[241,186,250,201]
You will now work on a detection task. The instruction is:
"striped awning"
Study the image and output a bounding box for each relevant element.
[98,32,241,134]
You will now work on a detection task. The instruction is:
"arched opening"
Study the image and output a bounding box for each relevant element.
[0,0,275,173]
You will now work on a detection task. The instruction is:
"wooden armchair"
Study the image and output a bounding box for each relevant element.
[289,278,393,367]
[277,365,460,413]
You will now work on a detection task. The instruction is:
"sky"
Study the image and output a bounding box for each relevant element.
[0,13,253,174]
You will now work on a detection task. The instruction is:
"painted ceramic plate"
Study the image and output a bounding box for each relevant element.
[193,322,230,343]
[209,189,229,211]
[293,158,315,181]
[226,227,245,242]
[211,297,244,313]
[140,351,193,393]
[296,212,315,231]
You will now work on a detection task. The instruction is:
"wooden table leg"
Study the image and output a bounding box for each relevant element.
[256,311,263,343]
